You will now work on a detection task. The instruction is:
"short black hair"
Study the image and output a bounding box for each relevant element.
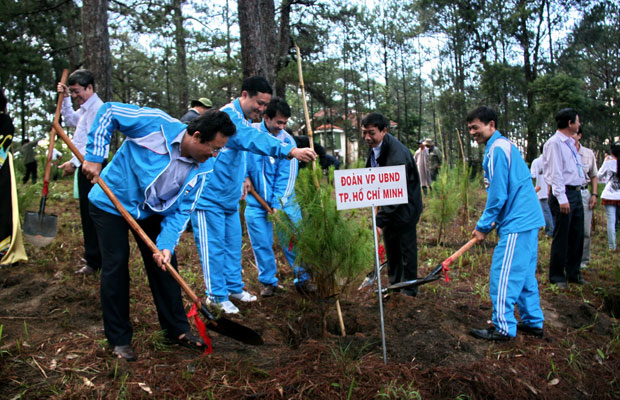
[555,108,578,129]
[466,106,498,127]
[68,69,96,90]
[241,76,272,97]
[264,97,291,119]
[187,109,236,142]
[361,112,389,131]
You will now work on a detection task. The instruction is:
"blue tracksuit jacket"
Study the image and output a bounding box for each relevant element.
[476,131,544,235]
[85,102,210,252]
[195,99,294,211]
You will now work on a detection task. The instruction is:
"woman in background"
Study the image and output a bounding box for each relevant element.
[597,144,620,251]
[0,89,27,266]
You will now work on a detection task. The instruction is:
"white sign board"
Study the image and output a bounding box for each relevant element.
[334,165,408,210]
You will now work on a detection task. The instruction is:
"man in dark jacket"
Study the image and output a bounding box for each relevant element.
[362,112,423,296]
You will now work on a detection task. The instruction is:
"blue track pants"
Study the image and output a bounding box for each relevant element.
[191,207,244,302]
[244,204,308,285]
[490,228,544,336]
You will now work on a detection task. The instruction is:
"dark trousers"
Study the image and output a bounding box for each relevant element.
[89,204,190,346]
[78,166,102,270]
[23,161,37,184]
[548,190,584,283]
[383,223,418,295]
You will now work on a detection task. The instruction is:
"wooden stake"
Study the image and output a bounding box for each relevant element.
[336,299,346,337]
[295,44,315,157]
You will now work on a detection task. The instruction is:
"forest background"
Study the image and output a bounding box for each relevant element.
[1,0,619,167]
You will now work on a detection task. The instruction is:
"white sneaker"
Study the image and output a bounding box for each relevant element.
[218,300,240,314]
[229,290,257,302]
[206,298,239,314]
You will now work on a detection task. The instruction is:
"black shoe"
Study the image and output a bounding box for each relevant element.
[567,277,587,285]
[112,345,136,361]
[551,281,568,289]
[260,284,283,297]
[517,323,544,338]
[470,326,511,341]
[75,265,96,275]
[295,280,317,295]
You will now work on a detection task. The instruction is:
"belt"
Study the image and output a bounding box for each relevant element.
[565,185,580,190]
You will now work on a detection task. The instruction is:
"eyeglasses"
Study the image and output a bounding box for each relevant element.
[69,87,85,95]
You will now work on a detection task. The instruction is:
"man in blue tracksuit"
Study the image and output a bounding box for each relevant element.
[191,77,316,314]
[82,104,236,360]
[245,97,312,297]
[466,106,545,341]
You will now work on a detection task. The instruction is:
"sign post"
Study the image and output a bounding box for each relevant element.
[334,165,408,364]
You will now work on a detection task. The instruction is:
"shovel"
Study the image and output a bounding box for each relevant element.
[53,122,264,346]
[386,237,479,291]
[23,69,69,247]
[357,261,387,290]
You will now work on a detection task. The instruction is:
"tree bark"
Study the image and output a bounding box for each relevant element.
[81,0,112,102]
[275,0,292,98]
[172,0,188,117]
[238,0,276,83]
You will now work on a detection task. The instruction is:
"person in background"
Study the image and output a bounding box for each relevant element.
[0,89,27,266]
[57,69,106,275]
[573,127,598,269]
[414,139,431,195]
[467,106,544,341]
[530,144,554,237]
[20,137,41,184]
[424,138,442,182]
[597,144,620,251]
[180,98,212,123]
[542,108,586,289]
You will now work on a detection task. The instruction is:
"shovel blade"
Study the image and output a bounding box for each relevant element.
[200,304,264,345]
[23,211,57,247]
[387,275,441,290]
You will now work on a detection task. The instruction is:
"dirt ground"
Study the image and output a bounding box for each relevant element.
[1,179,619,399]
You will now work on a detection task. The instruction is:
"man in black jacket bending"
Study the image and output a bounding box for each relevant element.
[363,112,423,296]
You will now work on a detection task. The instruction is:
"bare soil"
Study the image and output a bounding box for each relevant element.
[1,179,619,399]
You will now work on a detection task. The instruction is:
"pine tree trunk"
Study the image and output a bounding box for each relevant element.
[238,0,275,82]
[172,0,188,117]
[81,0,111,102]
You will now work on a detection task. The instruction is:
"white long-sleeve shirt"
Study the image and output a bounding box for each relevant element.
[542,131,585,204]
[530,156,548,200]
[598,159,620,201]
[60,93,105,167]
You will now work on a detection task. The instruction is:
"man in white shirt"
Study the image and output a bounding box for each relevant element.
[542,108,586,288]
[57,69,106,275]
[530,144,554,237]
[574,128,598,269]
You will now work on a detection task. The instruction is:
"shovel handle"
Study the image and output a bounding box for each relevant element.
[248,185,273,214]
[42,69,69,196]
[441,237,479,268]
[52,122,205,313]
